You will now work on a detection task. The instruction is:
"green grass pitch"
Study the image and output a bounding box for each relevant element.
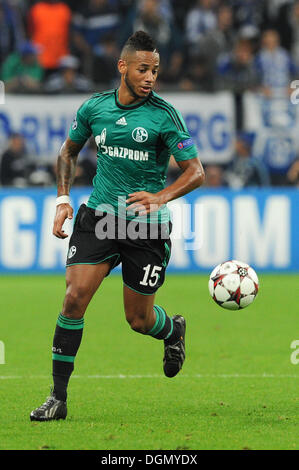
[0,273,298,450]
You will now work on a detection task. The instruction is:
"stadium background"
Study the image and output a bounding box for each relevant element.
[0,0,298,451]
[0,0,299,272]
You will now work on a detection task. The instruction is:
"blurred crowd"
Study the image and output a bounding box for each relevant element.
[1,0,299,188]
[2,0,299,94]
[2,124,299,190]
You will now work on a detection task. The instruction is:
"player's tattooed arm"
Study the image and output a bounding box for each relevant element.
[126,157,205,215]
[57,137,84,196]
[53,137,85,239]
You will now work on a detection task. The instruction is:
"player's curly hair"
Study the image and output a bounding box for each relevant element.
[121,31,158,57]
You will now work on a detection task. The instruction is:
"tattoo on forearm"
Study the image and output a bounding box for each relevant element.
[56,139,83,195]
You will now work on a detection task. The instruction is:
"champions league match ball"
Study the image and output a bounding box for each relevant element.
[208,260,259,310]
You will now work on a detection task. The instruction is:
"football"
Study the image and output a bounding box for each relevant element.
[208,260,259,310]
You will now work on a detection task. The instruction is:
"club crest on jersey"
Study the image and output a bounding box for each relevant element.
[132,127,148,143]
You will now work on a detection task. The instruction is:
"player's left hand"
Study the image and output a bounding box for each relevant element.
[126,191,164,215]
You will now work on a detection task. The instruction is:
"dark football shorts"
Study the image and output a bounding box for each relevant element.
[66,204,172,295]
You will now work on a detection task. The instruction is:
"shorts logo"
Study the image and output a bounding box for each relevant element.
[68,246,77,259]
[72,118,78,130]
[177,138,194,150]
[132,127,148,143]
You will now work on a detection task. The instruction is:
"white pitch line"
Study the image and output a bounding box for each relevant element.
[0,374,299,380]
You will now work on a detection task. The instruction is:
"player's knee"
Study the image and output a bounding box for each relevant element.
[63,286,88,318]
[126,312,147,334]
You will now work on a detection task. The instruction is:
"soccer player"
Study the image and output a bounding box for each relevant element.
[30,31,205,421]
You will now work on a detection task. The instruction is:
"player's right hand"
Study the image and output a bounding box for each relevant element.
[53,203,73,239]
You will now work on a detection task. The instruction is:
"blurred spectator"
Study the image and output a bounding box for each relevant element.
[224,132,270,188]
[193,4,235,88]
[179,55,215,92]
[54,136,97,187]
[229,0,269,35]
[203,164,226,187]
[217,38,260,129]
[276,0,299,68]
[1,41,44,92]
[116,0,137,20]
[2,0,299,191]
[65,0,81,9]
[71,0,120,78]
[44,55,93,93]
[217,39,259,93]
[0,133,29,186]
[171,0,196,33]
[92,33,119,86]
[185,0,217,46]
[185,0,218,56]
[264,0,291,26]
[28,0,72,75]
[121,0,183,84]
[286,157,299,187]
[201,4,235,58]
[254,29,297,98]
[27,165,54,186]
[0,0,25,65]
[256,128,297,186]
[73,137,97,186]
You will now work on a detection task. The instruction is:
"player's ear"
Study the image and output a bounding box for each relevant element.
[118,59,127,75]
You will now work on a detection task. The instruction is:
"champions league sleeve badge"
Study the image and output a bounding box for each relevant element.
[177,138,194,150]
[72,118,78,130]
